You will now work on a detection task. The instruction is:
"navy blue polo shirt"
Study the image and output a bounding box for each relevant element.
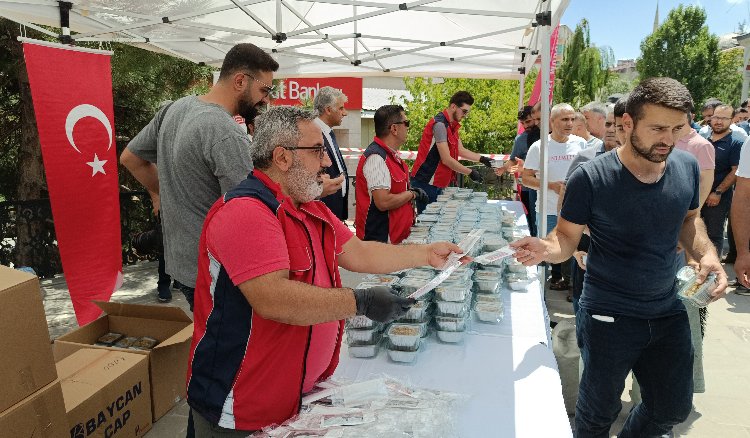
[705,131,744,190]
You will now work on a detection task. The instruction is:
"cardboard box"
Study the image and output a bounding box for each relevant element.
[0,379,68,437]
[54,301,193,421]
[0,265,58,413]
[58,348,152,437]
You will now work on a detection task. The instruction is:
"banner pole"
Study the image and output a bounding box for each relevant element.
[17,36,114,56]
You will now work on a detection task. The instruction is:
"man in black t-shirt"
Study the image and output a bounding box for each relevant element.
[511,77,727,438]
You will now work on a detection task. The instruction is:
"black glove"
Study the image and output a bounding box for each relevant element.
[468,168,483,183]
[410,188,429,205]
[353,286,415,323]
[479,155,493,168]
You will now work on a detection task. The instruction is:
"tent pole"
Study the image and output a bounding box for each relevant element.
[276,0,282,33]
[538,6,551,240]
[58,1,73,44]
[518,75,525,110]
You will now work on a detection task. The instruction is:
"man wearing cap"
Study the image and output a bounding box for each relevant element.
[355,105,428,244]
[187,105,464,436]
[410,91,493,213]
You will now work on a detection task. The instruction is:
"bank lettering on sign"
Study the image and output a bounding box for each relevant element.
[273,77,362,109]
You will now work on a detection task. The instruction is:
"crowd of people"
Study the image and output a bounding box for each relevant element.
[119,42,749,437]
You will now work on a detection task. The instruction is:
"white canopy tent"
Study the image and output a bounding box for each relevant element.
[1,0,568,235]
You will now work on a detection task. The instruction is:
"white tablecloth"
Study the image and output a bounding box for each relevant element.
[334,201,573,437]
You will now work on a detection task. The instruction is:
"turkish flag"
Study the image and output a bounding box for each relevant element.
[23,41,123,325]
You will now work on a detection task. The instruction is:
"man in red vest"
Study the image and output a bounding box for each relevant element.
[410,91,493,213]
[355,105,428,244]
[186,105,464,435]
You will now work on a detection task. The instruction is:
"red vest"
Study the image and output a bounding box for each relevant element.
[355,138,414,244]
[187,170,345,431]
[410,109,461,188]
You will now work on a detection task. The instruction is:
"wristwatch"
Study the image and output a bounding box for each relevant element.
[714,189,723,195]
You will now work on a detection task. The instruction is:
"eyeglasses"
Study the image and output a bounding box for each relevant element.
[711,116,731,121]
[283,146,327,160]
[392,120,410,128]
[242,74,276,96]
[459,107,471,115]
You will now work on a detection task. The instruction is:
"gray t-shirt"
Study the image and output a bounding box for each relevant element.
[432,122,448,143]
[127,95,252,287]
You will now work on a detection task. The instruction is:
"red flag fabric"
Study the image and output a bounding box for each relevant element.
[519,25,561,135]
[23,41,122,325]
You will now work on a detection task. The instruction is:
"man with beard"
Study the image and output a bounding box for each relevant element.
[186,106,464,435]
[700,104,745,257]
[511,77,727,437]
[121,43,276,311]
[410,91,493,213]
[355,105,427,244]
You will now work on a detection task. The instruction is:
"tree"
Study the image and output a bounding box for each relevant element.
[712,47,743,107]
[554,19,612,107]
[637,5,718,108]
[398,70,537,155]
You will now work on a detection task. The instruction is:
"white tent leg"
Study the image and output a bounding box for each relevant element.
[518,75,525,110]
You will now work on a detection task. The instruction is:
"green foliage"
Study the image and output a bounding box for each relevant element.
[636,5,719,108]
[712,47,743,107]
[600,73,640,98]
[398,70,537,155]
[0,16,215,200]
[555,19,611,107]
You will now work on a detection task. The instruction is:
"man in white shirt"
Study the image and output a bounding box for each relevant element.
[732,137,750,293]
[314,87,349,221]
[522,103,585,290]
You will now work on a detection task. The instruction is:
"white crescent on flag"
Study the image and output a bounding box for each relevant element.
[65,103,113,153]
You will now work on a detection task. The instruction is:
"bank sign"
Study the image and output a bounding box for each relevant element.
[273,77,362,109]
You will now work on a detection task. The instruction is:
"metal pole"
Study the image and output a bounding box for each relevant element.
[518,75,526,110]
[538,8,551,239]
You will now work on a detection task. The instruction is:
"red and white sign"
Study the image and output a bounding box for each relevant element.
[23,41,123,326]
[273,77,363,109]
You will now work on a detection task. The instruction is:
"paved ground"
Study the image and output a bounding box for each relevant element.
[40,260,750,437]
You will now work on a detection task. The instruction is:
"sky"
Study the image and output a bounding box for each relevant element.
[560,0,750,61]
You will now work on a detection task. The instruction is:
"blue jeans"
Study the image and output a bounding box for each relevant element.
[523,189,538,237]
[537,214,562,280]
[575,308,693,437]
[410,178,443,215]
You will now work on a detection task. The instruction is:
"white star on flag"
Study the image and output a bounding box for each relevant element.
[86,153,107,176]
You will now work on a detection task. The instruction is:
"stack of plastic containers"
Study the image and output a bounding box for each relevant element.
[345,188,532,362]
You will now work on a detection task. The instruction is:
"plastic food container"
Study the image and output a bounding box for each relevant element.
[675,266,717,308]
[474,271,501,292]
[434,315,468,331]
[435,285,470,302]
[474,294,502,304]
[401,300,433,321]
[386,339,421,363]
[505,258,527,273]
[348,341,381,358]
[396,277,430,296]
[437,330,465,343]
[361,274,400,286]
[346,326,381,343]
[483,235,508,252]
[403,268,435,279]
[474,302,504,324]
[347,315,377,329]
[435,300,470,316]
[387,324,421,347]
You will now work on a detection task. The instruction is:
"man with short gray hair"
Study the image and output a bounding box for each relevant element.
[572,111,604,150]
[581,101,607,140]
[186,105,465,435]
[313,86,350,221]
